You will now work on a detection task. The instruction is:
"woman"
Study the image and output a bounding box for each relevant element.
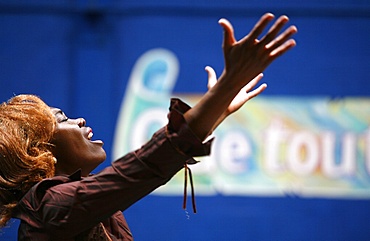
[0,13,297,240]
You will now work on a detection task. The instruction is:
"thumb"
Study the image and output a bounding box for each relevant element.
[205,66,217,89]
[218,18,236,50]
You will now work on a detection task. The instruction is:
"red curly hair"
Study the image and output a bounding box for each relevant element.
[0,94,56,227]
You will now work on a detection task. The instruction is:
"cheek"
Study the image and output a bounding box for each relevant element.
[53,130,106,164]
[51,123,106,175]
[52,129,83,157]
[53,138,79,161]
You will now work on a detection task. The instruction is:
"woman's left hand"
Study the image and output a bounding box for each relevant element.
[205,66,267,117]
[205,66,267,121]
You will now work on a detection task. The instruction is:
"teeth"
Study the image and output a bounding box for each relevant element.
[88,132,93,140]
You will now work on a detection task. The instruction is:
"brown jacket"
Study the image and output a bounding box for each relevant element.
[12,99,212,240]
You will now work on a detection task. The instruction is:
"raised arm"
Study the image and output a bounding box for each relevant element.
[184,13,297,140]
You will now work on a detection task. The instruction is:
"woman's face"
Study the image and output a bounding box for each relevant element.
[50,108,106,176]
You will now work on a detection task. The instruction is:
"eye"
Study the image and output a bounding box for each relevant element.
[57,114,69,123]
[61,117,69,123]
[52,108,69,123]
[56,117,68,123]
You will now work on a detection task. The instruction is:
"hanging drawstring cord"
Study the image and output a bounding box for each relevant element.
[183,163,197,213]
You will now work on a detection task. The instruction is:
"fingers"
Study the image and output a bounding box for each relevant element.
[244,73,264,91]
[218,18,236,50]
[240,73,266,102]
[269,38,296,62]
[259,15,289,47]
[233,81,267,112]
[205,66,217,89]
[255,15,297,65]
[262,15,297,60]
[246,13,275,42]
[247,83,267,100]
[266,24,297,48]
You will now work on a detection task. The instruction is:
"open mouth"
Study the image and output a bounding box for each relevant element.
[88,131,93,140]
[87,128,104,145]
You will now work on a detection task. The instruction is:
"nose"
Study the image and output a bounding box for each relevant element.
[77,118,86,127]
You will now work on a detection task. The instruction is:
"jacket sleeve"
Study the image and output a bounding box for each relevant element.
[15,98,212,239]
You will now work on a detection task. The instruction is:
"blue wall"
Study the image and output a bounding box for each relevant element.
[1,1,369,240]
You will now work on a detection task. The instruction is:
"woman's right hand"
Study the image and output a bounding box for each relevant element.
[218,13,297,90]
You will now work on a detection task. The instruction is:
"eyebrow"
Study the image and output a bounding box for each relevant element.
[51,108,62,115]
[51,108,67,120]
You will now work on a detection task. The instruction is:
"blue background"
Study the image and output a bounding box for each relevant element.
[1,1,370,240]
